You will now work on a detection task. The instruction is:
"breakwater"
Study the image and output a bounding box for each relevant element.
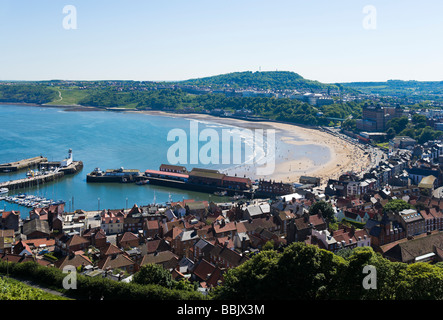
[0,171,65,191]
[0,156,47,173]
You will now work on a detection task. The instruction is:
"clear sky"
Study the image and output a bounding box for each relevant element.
[0,0,442,83]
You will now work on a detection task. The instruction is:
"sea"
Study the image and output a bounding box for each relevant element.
[0,104,330,218]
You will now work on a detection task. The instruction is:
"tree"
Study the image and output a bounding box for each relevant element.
[386,127,396,139]
[395,263,443,300]
[386,116,409,134]
[411,114,427,129]
[211,250,281,300]
[382,199,411,214]
[417,126,441,144]
[262,240,275,251]
[132,264,173,288]
[309,201,335,222]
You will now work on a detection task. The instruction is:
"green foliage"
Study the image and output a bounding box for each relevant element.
[262,240,275,251]
[387,116,409,135]
[411,114,427,128]
[132,264,174,288]
[394,263,443,300]
[179,71,346,92]
[342,80,443,102]
[213,243,443,300]
[0,260,204,300]
[387,114,442,143]
[0,276,70,300]
[0,84,57,104]
[309,201,335,222]
[383,199,411,214]
[43,252,58,262]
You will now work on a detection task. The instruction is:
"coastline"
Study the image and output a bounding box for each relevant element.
[2,103,371,186]
[132,110,371,186]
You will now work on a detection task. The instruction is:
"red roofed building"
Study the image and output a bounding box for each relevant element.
[221,175,252,190]
[100,243,124,258]
[117,232,139,249]
[145,169,189,181]
[144,220,161,238]
[0,211,20,231]
[192,259,216,283]
[159,164,188,173]
[332,226,371,252]
[98,253,137,274]
[55,234,90,256]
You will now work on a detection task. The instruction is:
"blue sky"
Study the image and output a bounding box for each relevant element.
[0,0,442,83]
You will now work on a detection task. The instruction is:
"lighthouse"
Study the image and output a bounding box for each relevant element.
[61,149,73,168]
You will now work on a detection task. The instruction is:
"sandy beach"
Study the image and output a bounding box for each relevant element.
[130,110,371,186]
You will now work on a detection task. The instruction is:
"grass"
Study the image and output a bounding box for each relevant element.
[45,87,91,106]
[0,276,72,300]
[376,142,390,150]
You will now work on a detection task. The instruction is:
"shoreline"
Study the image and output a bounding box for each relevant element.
[1,103,371,186]
[130,110,371,186]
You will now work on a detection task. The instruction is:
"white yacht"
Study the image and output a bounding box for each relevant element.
[0,188,8,195]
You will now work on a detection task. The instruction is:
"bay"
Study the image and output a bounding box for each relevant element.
[0,104,329,218]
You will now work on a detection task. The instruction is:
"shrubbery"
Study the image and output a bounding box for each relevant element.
[0,261,204,300]
[210,242,443,300]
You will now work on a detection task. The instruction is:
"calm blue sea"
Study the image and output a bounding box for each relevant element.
[0,104,329,218]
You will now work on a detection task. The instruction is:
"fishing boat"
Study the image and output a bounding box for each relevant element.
[136,179,149,185]
[231,194,246,201]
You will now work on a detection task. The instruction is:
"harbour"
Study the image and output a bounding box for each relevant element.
[0,104,330,215]
[86,165,267,200]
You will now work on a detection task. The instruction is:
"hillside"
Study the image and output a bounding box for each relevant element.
[341,80,443,101]
[177,71,348,92]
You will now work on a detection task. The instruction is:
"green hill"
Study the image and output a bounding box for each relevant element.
[177,71,347,92]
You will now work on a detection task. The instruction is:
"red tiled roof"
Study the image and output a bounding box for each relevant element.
[146,220,160,230]
[2,211,19,219]
[193,259,216,281]
[120,232,138,242]
[206,267,224,287]
[309,213,325,226]
[98,254,135,270]
[102,243,124,256]
[213,221,237,234]
[95,229,107,239]
[23,238,55,248]
[145,169,189,179]
[222,175,251,184]
[56,254,92,270]
[66,235,89,247]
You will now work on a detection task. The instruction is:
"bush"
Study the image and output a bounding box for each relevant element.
[0,260,204,300]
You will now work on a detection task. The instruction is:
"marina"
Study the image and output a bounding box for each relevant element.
[0,149,82,197]
[1,192,65,209]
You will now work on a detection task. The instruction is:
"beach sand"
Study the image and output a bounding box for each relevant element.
[132,110,371,187]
